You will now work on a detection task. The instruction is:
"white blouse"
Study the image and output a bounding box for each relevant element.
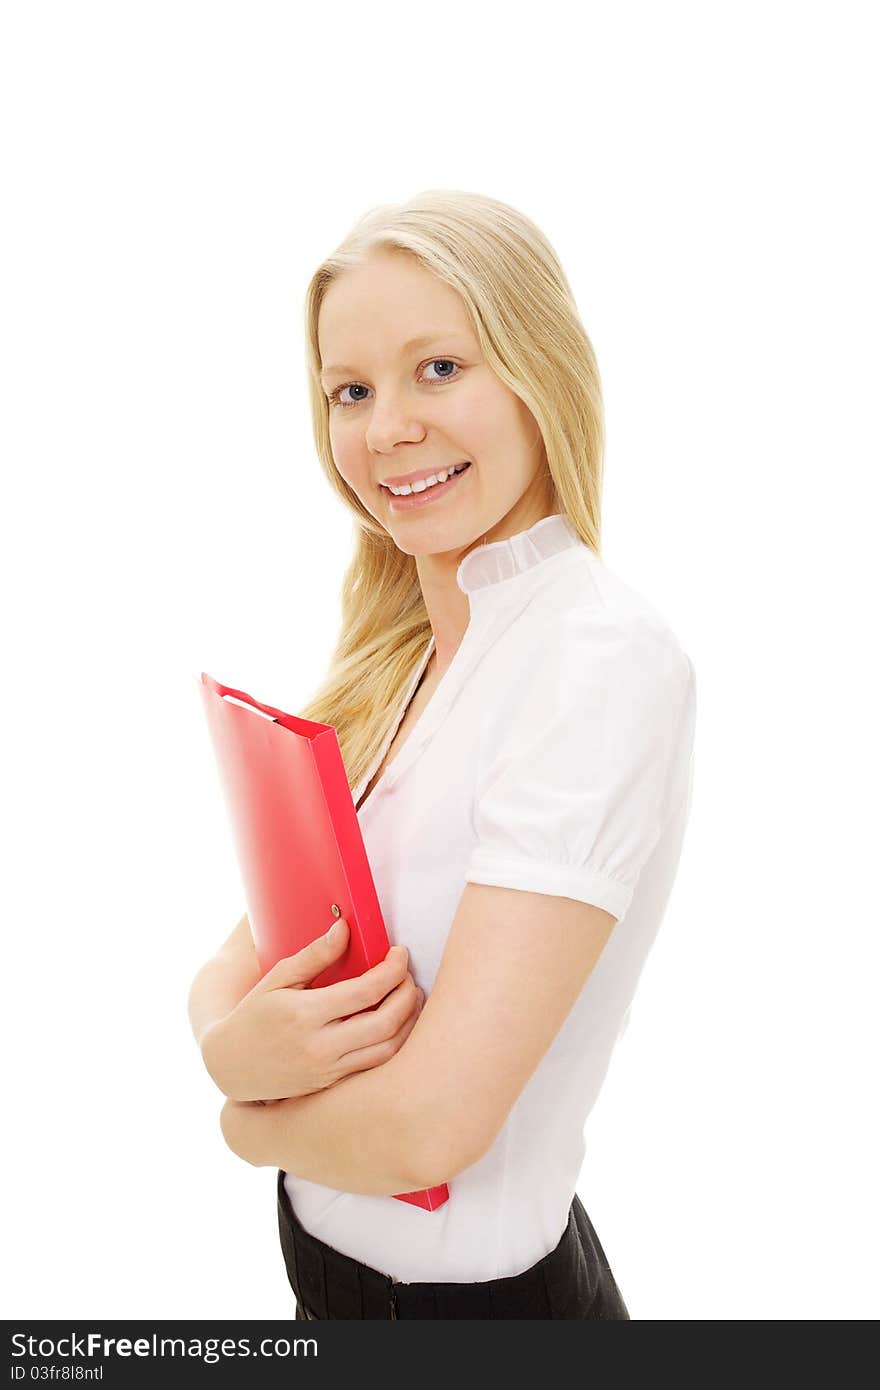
[283,512,697,1283]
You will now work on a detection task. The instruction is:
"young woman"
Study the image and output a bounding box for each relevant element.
[188,190,697,1320]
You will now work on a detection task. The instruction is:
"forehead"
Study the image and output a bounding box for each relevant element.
[318,252,474,373]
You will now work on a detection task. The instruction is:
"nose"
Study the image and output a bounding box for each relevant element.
[364,390,426,454]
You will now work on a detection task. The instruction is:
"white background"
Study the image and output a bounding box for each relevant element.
[2,1,877,1321]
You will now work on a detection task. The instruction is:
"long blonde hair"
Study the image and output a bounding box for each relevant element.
[296,189,606,793]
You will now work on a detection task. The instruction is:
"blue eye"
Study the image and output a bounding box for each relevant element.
[327,358,461,409]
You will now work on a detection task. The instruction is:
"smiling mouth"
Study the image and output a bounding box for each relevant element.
[381,461,472,511]
[380,462,471,496]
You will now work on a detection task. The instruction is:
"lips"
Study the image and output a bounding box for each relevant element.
[382,459,472,510]
[380,462,471,494]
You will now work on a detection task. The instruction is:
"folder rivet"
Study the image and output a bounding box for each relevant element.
[330,904,341,918]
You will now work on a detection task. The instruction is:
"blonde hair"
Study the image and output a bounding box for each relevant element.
[296,189,606,794]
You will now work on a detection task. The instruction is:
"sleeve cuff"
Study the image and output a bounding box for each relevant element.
[464,850,633,921]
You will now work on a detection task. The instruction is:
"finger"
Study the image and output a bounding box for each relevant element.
[308,945,410,1024]
[310,949,411,1025]
[335,996,423,1078]
[327,974,420,1053]
[256,918,351,992]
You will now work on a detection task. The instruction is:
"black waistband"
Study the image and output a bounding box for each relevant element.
[276,1169,625,1319]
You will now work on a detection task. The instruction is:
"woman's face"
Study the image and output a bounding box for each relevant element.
[317,248,555,559]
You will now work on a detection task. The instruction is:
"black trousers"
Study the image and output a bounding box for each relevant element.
[276,1170,630,1320]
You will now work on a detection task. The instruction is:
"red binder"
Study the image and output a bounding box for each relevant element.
[198,671,449,1212]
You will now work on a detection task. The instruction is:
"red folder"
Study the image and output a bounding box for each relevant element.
[198,671,449,1212]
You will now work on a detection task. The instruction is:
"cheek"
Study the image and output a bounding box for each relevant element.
[329,436,385,518]
[462,379,527,450]
[329,432,367,491]
[447,393,509,457]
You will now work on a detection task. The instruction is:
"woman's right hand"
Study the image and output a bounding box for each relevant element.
[200,918,424,1103]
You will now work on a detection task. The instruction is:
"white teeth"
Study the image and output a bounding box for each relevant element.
[386,463,469,496]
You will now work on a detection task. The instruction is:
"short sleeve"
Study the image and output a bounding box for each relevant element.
[464,608,697,921]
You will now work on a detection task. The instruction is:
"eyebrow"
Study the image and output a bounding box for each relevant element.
[320,332,468,380]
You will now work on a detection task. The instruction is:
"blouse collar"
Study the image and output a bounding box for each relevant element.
[456,512,585,597]
[353,515,587,812]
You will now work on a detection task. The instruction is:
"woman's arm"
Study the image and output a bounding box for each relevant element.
[222,881,617,1192]
[220,1047,439,1196]
[187,914,262,1047]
